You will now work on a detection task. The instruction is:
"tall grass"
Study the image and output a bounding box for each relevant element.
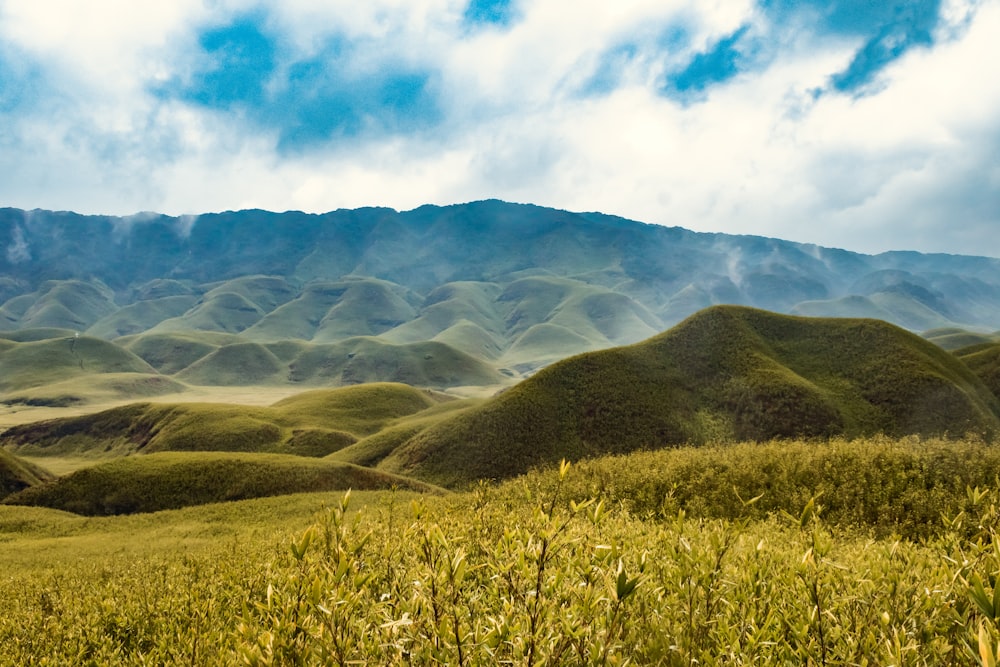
[5,439,1000,664]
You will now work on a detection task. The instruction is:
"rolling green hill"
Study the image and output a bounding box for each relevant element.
[954,342,1000,400]
[375,306,1000,487]
[0,448,53,499]
[0,383,454,460]
[1,452,438,515]
[0,335,159,392]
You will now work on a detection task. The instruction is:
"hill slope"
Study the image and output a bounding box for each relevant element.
[2,452,437,515]
[377,306,1000,486]
[0,448,53,499]
[0,383,454,459]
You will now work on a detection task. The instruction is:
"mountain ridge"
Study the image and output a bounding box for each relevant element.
[4,201,1000,394]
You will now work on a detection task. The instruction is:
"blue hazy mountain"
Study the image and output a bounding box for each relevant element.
[2,200,999,386]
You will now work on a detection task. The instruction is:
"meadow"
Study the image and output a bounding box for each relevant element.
[5,437,1000,666]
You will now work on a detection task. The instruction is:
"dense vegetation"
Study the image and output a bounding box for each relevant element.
[5,442,1000,665]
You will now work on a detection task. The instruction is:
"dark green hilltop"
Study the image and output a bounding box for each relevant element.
[370,306,1000,487]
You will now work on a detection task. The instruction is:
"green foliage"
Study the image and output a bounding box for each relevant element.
[2,452,439,515]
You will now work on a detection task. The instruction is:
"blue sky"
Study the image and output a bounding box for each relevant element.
[0,0,997,256]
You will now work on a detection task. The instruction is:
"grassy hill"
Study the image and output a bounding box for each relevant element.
[955,342,1000,400]
[0,335,159,392]
[0,383,455,460]
[0,448,53,499]
[376,306,1000,486]
[1,452,438,515]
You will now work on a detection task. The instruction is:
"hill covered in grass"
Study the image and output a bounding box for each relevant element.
[954,342,1000,400]
[0,383,456,460]
[373,306,1000,486]
[3,202,1000,398]
[1,452,438,515]
[0,448,53,499]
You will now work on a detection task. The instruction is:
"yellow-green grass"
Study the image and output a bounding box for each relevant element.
[13,279,118,330]
[2,451,441,515]
[379,280,506,345]
[430,320,506,360]
[7,440,1000,665]
[241,280,354,341]
[0,489,406,567]
[118,329,242,373]
[955,342,1000,400]
[0,335,157,392]
[85,295,197,338]
[271,382,446,433]
[0,327,77,342]
[328,396,483,468]
[0,382,455,460]
[175,341,285,385]
[0,447,53,498]
[141,290,266,336]
[287,337,506,388]
[924,328,999,351]
[378,306,1000,487]
[310,279,419,341]
[511,435,1000,539]
[1,372,187,408]
[200,274,298,313]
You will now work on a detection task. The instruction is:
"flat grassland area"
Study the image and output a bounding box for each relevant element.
[5,438,1000,666]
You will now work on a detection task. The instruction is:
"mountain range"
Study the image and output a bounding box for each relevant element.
[3,201,1000,401]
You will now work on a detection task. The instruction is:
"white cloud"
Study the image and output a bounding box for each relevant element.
[0,0,998,258]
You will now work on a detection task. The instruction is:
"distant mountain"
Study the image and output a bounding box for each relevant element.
[3,201,1000,392]
[367,306,1000,487]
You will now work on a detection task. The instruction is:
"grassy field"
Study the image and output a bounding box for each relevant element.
[4,440,1000,665]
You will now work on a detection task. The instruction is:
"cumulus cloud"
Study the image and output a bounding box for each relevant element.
[0,0,997,257]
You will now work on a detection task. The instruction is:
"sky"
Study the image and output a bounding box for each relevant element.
[0,0,998,257]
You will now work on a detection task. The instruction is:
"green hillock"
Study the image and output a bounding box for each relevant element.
[0,448,53,499]
[1,452,438,515]
[0,336,158,391]
[955,343,1000,400]
[0,383,453,459]
[379,306,1000,487]
[13,280,118,331]
[175,342,285,385]
[119,331,240,373]
[86,295,198,338]
[271,383,444,434]
[329,397,482,468]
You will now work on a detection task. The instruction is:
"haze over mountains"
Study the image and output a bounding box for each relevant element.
[3,200,1000,400]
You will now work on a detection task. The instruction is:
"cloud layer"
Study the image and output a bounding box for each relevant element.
[0,0,997,256]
